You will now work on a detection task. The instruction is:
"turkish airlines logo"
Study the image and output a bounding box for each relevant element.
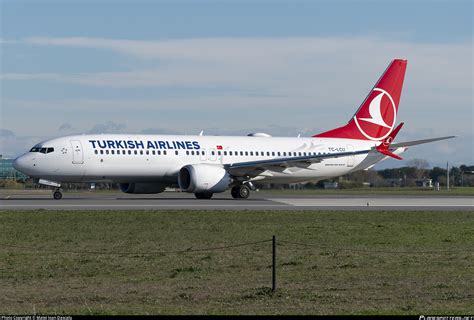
[354,88,397,140]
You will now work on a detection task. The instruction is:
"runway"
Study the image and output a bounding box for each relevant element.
[1,191,473,210]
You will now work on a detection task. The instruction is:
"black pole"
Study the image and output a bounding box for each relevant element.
[272,235,276,292]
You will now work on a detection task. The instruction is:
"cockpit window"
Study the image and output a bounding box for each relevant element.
[30,145,54,153]
[32,147,54,154]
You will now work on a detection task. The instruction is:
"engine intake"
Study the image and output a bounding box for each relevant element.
[178,164,232,193]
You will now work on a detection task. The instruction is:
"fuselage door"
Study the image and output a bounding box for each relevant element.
[346,144,354,167]
[70,140,84,164]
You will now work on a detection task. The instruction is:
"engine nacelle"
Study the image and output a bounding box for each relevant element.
[119,182,167,194]
[178,164,232,193]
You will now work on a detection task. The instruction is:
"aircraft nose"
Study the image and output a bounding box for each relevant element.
[13,156,26,172]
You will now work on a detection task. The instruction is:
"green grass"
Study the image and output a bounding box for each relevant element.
[0,210,473,315]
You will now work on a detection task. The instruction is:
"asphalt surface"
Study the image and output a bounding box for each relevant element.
[1,191,473,210]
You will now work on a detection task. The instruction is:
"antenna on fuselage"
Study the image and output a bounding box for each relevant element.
[199,130,204,136]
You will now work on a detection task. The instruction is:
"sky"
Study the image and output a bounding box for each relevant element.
[0,0,472,169]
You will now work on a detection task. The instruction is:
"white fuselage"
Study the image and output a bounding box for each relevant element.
[13,134,388,186]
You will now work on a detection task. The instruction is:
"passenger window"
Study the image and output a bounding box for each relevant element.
[106,150,109,154]
[163,151,167,155]
[202,151,205,155]
[157,150,161,155]
[240,151,243,156]
[94,150,98,155]
[140,150,143,155]
[212,151,215,155]
[100,150,104,155]
[186,151,189,155]
[128,150,131,155]
[146,150,149,155]
[218,151,221,156]
[250,151,253,156]
[283,152,286,156]
[134,150,137,155]
[272,152,275,156]
[277,152,281,156]
[175,151,178,155]
[152,150,155,155]
[111,150,115,155]
[255,152,259,156]
[224,151,227,156]
[267,152,270,156]
[191,151,195,155]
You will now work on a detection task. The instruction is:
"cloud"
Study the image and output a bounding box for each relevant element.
[0,129,45,158]
[3,36,471,131]
[4,36,469,93]
[0,128,15,139]
[58,123,73,132]
[87,121,127,134]
[140,128,181,135]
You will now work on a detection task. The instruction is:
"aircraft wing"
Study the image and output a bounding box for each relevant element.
[225,149,371,177]
[225,136,455,178]
[389,136,455,148]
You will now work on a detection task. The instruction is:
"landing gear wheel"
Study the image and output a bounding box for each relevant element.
[231,186,240,199]
[195,192,213,199]
[231,185,250,199]
[53,191,63,200]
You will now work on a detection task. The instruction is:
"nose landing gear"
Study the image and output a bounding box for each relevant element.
[53,189,63,200]
[35,179,63,200]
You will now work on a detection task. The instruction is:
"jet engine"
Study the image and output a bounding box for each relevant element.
[178,164,232,193]
[119,182,167,194]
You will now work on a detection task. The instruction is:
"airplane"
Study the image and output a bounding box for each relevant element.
[13,59,454,200]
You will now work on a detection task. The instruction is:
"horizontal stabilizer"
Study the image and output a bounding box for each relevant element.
[377,148,403,160]
[375,122,404,160]
[390,136,456,148]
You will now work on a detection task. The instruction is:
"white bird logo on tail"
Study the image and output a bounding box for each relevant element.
[353,87,397,141]
[358,92,391,128]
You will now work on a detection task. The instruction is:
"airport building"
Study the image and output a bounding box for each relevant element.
[0,156,29,180]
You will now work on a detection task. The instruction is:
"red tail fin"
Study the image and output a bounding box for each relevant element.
[314,59,407,141]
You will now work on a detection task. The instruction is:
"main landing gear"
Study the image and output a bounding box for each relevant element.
[231,185,250,199]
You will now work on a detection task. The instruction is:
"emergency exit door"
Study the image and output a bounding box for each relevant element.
[70,140,84,164]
